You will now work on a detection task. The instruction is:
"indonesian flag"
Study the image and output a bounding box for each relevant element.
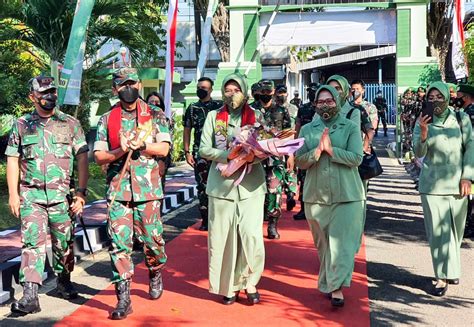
[164,0,178,118]
[451,0,468,80]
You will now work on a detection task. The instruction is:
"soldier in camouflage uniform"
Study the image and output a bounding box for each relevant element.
[275,84,298,212]
[373,91,388,137]
[258,79,293,239]
[293,83,319,220]
[289,90,302,108]
[94,68,171,320]
[350,79,377,145]
[249,82,262,110]
[183,77,223,231]
[6,76,89,315]
[457,84,474,238]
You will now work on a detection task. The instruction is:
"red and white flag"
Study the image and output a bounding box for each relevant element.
[452,0,468,80]
[164,0,178,118]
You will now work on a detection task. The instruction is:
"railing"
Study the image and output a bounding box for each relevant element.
[365,83,397,125]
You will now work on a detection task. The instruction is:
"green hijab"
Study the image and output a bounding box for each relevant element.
[221,73,249,98]
[326,75,350,106]
[427,81,450,103]
[427,81,451,119]
[313,85,341,121]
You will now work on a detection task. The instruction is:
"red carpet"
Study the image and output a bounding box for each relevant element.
[57,206,369,327]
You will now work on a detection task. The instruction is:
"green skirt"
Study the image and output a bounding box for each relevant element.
[420,194,468,279]
[305,200,364,293]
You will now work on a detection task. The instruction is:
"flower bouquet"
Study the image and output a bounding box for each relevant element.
[216,124,304,185]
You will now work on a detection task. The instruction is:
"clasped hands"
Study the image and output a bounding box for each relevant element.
[314,128,334,159]
[120,131,145,152]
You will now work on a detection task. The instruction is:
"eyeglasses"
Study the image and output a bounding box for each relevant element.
[314,99,336,106]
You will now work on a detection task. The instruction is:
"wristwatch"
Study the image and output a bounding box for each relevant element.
[139,143,147,151]
[76,188,88,197]
[184,150,191,155]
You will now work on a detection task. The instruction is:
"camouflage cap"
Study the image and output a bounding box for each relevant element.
[251,82,261,93]
[29,76,57,93]
[259,79,275,91]
[457,84,474,96]
[275,84,287,93]
[113,67,139,86]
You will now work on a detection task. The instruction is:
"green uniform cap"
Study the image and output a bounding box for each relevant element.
[457,84,474,96]
[113,67,139,86]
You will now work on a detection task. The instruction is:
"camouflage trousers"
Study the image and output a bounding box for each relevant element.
[108,200,167,283]
[19,201,75,285]
[265,158,297,219]
[194,155,211,222]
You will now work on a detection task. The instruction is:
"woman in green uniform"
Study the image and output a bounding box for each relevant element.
[199,73,267,305]
[295,85,365,307]
[413,81,473,296]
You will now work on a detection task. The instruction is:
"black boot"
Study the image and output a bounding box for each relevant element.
[293,205,306,220]
[384,129,388,137]
[56,272,78,299]
[149,270,163,300]
[11,282,41,314]
[286,194,296,211]
[267,217,280,239]
[110,280,133,320]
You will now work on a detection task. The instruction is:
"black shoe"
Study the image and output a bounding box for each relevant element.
[245,290,260,305]
[149,270,163,300]
[447,279,459,285]
[11,282,41,315]
[293,209,306,220]
[433,283,448,297]
[331,297,345,307]
[267,218,280,239]
[222,292,239,305]
[286,196,296,211]
[110,280,133,320]
[56,272,78,300]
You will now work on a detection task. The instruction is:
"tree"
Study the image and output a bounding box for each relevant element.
[427,1,454,82]
[193,0,230,62]
[0,40,40,116]
[464,23,474,84]
[0,0,169,129]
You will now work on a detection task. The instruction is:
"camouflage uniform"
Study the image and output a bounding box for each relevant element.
[281,101,298,198]
[295,102,317,203]
[183,99,223,223]
[374,97,388,136]
[261,102,294,219]
[358,100,378,130]
[249,100,262,111]
[290,97,302,108]
[94,101,171,283]
[5,110,88,285]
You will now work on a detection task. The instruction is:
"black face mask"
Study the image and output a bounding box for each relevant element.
[308,92,316,103]
[253,94,261,101]
[454,97,465,108]
[276,95,287,104]
[260,94,273,103]
[197,88,208,100]
[38,93,57,111]
[118,85,140,104]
